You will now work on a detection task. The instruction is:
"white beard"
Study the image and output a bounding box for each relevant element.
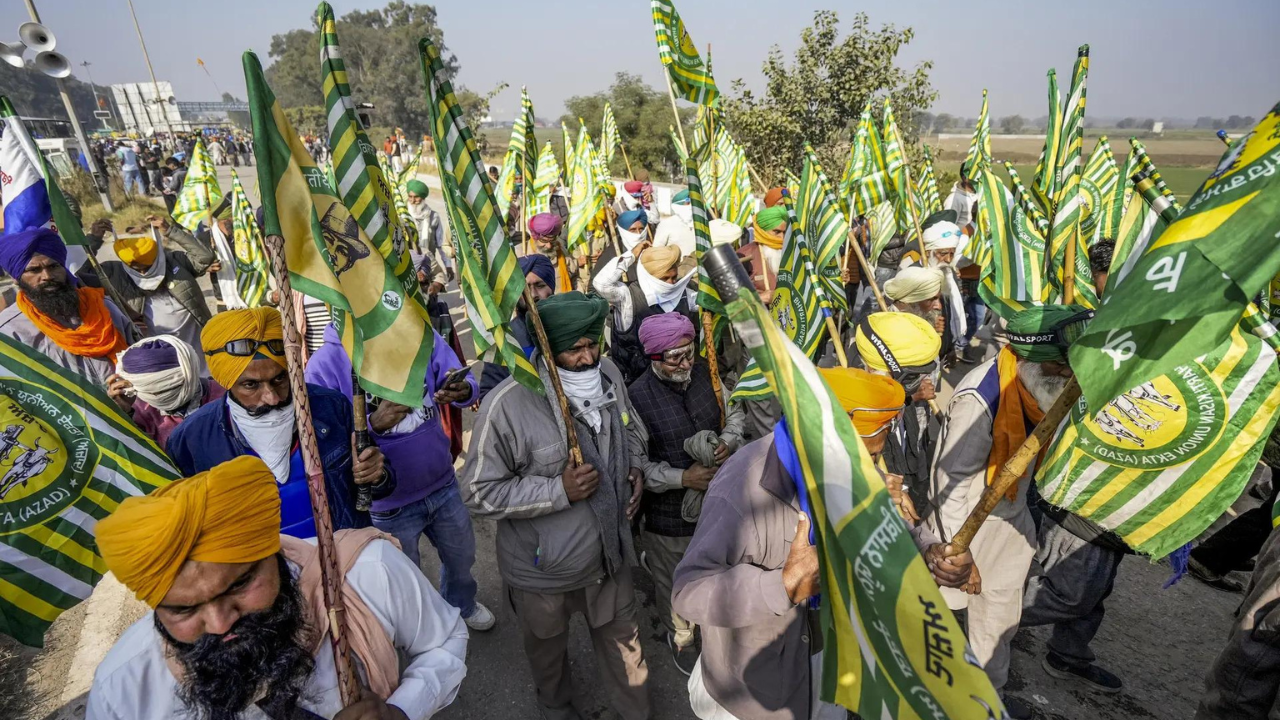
[1017,360,1069,412]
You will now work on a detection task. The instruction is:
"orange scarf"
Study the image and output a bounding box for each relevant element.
[986,346,1046,500]
[17,286,128,364]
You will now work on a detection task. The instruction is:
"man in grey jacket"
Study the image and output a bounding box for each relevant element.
[461,291,649,720]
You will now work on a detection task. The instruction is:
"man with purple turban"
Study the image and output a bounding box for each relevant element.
[528,212,576,294]
[109,335,225,446]
[627,312,744,676]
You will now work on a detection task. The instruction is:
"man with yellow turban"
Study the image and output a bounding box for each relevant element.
[673,368,972,720]
[927,304,1092,719]
[593,234,698,384]
[167,308,391,538]
[462,291,650,720]
[87,456,469,719]
[94,214,219,376]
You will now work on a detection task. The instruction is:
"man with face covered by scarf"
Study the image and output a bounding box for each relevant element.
[588,207,650,287]
[653,189,696,257]
[462,291,651,720]
[0,228,137,386]
[110,335,226,447]
[87,456,469,720]
[927,303,1088,719]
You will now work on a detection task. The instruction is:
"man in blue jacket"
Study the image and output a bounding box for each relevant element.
[307,322,496,632]
[167,308,391,538]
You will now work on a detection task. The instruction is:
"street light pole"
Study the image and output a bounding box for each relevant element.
[125,0,177,144]
[22,0,114,211]
[79,60,109,131]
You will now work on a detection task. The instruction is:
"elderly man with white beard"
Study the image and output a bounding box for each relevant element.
[900,211,967,364]
[927,303,1090,720]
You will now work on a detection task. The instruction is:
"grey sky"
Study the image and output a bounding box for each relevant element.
[4,0,1277,123]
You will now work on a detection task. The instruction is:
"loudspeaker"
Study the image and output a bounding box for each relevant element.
[17,22,55,53]
[0,41,25,68]
[34,51,70,79]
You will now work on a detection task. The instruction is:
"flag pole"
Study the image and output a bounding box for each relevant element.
[900,162,929,259]
[663,73,690,158]
[264,233,362,706]
[350,370,374,512]
[702,310,725,425]
[520,285,584,465]
[944,376,1081,594]
[847,222,888,312]
[618,141,636,179]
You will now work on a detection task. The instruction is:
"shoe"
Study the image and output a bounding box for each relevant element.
[1188,557,1246,593]
[1001,694,1034,719]
[960,347,980,364]
[1242,557,1258,572]
[668,633,698,677]
[463,601,496,631]
[1041,652,1122,693]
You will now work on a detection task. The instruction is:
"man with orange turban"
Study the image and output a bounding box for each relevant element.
[166,308,391,538]
[0,228,137,386]
[87,456,469,720]
[673,367,972,720]
[927,303,1092,719]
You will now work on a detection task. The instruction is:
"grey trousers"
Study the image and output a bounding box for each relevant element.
[643,530,696,648]
[1021,516,1123,667]
[1196,526,1280,720]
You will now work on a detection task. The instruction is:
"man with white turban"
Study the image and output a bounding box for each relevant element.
[899,210,967,362]
[654,189,696,257]
[87,457,469,720]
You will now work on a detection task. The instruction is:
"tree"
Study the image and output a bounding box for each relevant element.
[561,73,694,182]
[263,2,458,139]
[1116,117,1136,129]
[720,11,935,185]
[1140,118,1156,131]
[998,115,1024,134]
[933,113,954,132]
[221,92,252,129]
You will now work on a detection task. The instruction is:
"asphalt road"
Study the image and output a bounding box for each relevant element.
[0,163,1261,720]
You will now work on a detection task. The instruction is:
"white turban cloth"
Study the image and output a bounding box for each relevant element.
[115,335,203,415]
[884,266,944,304]
[923,221,962,251]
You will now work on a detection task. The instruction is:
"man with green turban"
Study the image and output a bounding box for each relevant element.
[461,290,652,719]
[405,178,454,283]
[927,304,1094,719]
[738,204,787,305]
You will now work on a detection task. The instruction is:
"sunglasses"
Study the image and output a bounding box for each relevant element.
[647,346,696,365]
[205,339,286,357]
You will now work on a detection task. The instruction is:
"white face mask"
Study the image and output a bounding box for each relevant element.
[557,365,605,431]
[617,226,646,250]
[672,203,693,223]
[228,400,296,484]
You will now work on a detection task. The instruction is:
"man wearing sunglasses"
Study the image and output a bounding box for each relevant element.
[167,308,392,539]
[927,304,1090,719]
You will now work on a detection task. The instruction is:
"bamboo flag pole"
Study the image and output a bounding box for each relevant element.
[1063,232,1077,303]
[702,310,725,425]
[900,162,929,260]
[350,370,374,512]
[848,223,888,312]
[618,141,636,179]
[944,376,1082,594]
[520,285,584,465]
[264,234,361,706]
[824,315,849,367]
[663,73,690,158]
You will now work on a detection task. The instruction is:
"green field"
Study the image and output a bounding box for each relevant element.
[1000,164,1207,204]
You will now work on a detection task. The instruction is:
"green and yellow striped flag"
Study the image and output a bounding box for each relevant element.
[670,125,688,163]
[529,142,561,217]
[417,37,541,394]
[975,167,1046,320]
[561,121,576,188]
[882,99,924,240]
[1108,172,1177,283]
[688,140,721,315]
[227,168,271,308]
[651,0,719,106]
[0,333,178,647]
[917,144,942,214]
[566,123,603,257]
[963,89,992,181]
[1041,329,1280,559]
[601,102,620,169]
[1128,138,1181,211]
[1031,69,1063,218]
[172,137,223,233]
[725,143,758,229]
[245,49,431,409]
[841,103,892,217]
[1080,136,1119,241]
[719,276,1003,719]
[866,201,897,266]
[1044,45,1098,308]
[797,145,849,312]
[518,88,539,195]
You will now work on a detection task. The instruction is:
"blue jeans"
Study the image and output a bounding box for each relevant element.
[369,482,478,617]
[122,168,144,196]
[964,294,987,343]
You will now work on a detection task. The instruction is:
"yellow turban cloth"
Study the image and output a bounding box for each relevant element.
[856,312,941,373]
[114,235,158,267]
[640,245,681,277]
[817,367,905,437]
[201,307,286,390]
[97,456,282,607]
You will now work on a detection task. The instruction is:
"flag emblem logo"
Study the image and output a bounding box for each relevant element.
[381,291,403,311]
[318,205,371,276]
[1073,365,1225,470]
[0,382,98,530]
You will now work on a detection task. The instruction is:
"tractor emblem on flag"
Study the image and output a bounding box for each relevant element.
[0,383,98,530]
[318,203,371,277]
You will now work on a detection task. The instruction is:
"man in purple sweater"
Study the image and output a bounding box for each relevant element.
[306,323,495,631]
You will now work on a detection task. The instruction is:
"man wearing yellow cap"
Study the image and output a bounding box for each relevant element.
[94,214,219,375]
[167,308,391,538]
[673,367,973,720]
[593,239,699,385]
[927,304,1090,719]
[87,456,469,720]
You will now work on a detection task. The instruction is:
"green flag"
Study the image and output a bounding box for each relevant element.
[566,123,603,256]
[172,137,223,233]
[650,0,719,105]
[963,89,992,181]
[376,152,421,254]
[1109,171,1177,279]
[1044,46,1098,308]
[1031,69,1063,217]
[227,168,271,308]
[688,140,723,315]
[1070,105,1280,411]
[529,142,561,216]
[974,167,1046,320]
[917,144,942,214]
[601,102,620,169]
[1080,136,1119,241]
[245,49,432,408]
[719,275,1004,719]
[882,99,925,240]
[417,37,542,395]
[797,145,850,312]
[841,103,892,218]
[0,332,178,646]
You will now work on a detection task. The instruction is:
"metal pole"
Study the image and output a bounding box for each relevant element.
[80,61,107,131]
[23,0,114,212]
[125,0,177,143]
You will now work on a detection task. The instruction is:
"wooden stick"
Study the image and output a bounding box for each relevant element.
[945,376,1081,593]
[663,73,690,158]
[619,141,635,179]
[824,314,849,367]
[520,284,584,466]
[848,225,888,313]
[604,206,623,258]
[351,370,373,512]
[898,162,928,260]
[1063,232,1077,303]
[701,310,725,426]
[264,234,360,706]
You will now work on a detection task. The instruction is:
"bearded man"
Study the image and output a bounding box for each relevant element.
[461,291,649,720]
[166,308,391,538]
[927,304,1089,720]
[87,456,468,720]
[0,228,136,385]
[594,243,697,385]
[405,179,453,283]
[883,266,946,332]
[738,206,785,304]
[900,212,966,361]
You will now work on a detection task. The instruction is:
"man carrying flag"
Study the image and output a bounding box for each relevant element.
[0,228,136,387]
